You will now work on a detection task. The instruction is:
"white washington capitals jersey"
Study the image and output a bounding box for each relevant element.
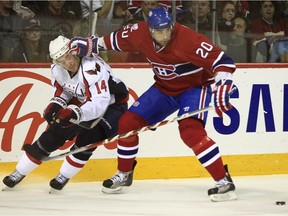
[50,55,125,121]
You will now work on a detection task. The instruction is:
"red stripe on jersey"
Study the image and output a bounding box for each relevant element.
[54,80,64,97]
[199,87,207,120]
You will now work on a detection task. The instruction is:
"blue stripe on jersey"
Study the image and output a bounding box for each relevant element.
[117,148,138,156]
[212,51,236,71]
[174,62,201,76]
[198,146,219,164]
[111,32,121,51]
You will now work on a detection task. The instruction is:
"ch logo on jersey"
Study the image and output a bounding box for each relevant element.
[150,62,177,80]
[150,62,201,80]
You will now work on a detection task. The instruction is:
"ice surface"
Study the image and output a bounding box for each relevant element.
[0,175,287,216]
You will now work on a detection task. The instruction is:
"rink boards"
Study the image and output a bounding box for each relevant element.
[0,63,288,182]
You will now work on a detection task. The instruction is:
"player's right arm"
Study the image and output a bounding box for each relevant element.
[43,66,72,125]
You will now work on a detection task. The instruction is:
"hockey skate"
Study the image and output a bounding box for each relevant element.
[208,164,237,202]
[2,170,25,190]
[102,160,137,194]
[49,173,69,193]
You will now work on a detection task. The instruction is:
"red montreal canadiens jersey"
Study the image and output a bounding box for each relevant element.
[103,22,236,96]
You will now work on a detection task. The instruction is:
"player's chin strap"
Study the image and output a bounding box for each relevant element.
[24,88,236,162]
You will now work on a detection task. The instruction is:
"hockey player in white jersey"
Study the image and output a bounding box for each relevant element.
[2,35,129,191]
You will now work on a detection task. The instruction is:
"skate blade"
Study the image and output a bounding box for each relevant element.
[101,186,125,194]
[2,186,14,191]
[209,191,238,202]
[49,188,62,194]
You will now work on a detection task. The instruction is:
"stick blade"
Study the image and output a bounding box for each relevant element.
[23,144,48,161]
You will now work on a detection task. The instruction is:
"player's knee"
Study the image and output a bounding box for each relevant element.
[118,111,148,142]
[119,111,148,133]
[178,118,207,148]
[71,145,96,161]
[37,131,67,152]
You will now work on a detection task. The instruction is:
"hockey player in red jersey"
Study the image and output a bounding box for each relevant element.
[2,35,129,192]
[69,7,237,202]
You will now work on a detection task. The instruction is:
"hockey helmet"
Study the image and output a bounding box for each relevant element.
[147,7,173,30]
[49,35,70,60]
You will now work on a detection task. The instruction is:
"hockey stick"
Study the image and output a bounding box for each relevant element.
[69,116,102,130]
[24,87,236,162]
[23,106,212,162]
[67,107,108,130]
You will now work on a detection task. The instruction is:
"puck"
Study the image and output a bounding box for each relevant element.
[275,201,286,205]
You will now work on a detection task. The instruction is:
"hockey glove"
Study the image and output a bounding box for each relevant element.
[54,105,83,128]
[43,97,67,125]
[68,36,99,57]
[212,78,233,117]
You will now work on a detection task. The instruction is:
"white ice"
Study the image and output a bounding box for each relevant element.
[0,175,287,216]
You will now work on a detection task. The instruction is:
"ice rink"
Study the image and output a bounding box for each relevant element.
[0,175,287,216]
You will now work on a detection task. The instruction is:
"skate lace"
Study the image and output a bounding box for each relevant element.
[215,176,232,188]
[55,174,69,184]
[110,171,128,183]
[10,170,24,182]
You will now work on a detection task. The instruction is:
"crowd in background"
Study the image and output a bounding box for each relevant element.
[1,0,288,63]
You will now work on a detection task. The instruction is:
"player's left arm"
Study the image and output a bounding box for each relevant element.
[68,23,141,57]
[193,36,236,117]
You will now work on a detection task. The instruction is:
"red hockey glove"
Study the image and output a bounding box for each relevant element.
[54,105,83,128]
[68,36,99,57]
[212,79,233,117]
[43,97,67,125]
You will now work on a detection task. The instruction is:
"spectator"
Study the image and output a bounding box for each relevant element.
[281,1,288,20]
[64,0,82,19]
[250,0,288,62]
[217,1,237,46]
[158,1,184,13]
[0,0,34,62]
[225,16,250,62]
[37,0,78,43]
[11,17,50,63]
[133,0,160,22]
[177,0,213,40]
[234,1,250,18]
[269,37,288,62]
[126,0,183,16]
[80,0,132,25]
[22,1,47,14]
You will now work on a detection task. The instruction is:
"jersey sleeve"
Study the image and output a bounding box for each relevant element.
[103,22,148,53]
[51,65,73,102]
[182,30,236,75]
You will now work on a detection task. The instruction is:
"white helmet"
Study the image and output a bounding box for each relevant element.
[49,35,70,60]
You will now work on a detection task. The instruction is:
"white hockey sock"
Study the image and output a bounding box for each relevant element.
[59,155,87,179]
[16,153,40,176]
